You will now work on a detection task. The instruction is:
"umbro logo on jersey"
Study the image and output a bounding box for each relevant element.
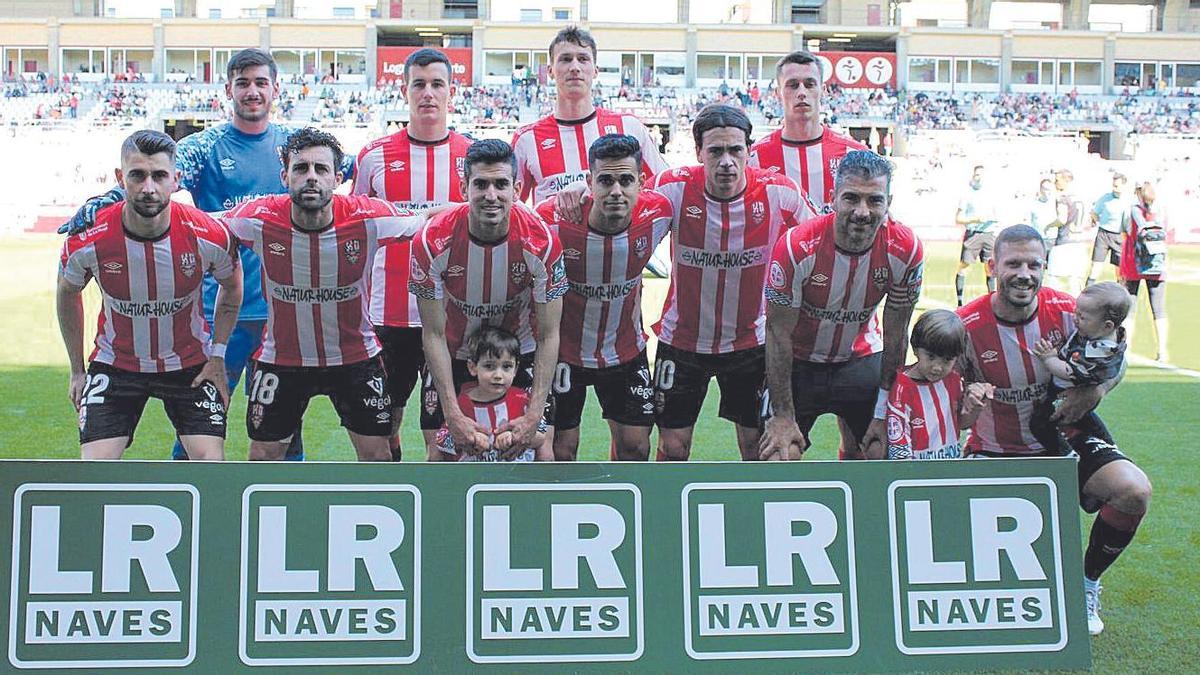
[911,417,925,429]
[219,157,236,170]
[540,138,557,150]
[268,242,287,256]
[102,261,123,274]
[563,248,581,260]
[981,350,999,363]
[685,205,703,219]
[179,252,197,278]
[447,264,465,277]
[810,272,829,286]
[388,160,406,172]
[344,239,362,265]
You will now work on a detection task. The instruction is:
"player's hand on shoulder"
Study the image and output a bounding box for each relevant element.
[555,182,590,223]
[59,187,125,235]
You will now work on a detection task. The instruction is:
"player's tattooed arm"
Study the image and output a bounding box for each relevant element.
[760,302,807,461]
[194,266,243,406]
[55,275,87,410]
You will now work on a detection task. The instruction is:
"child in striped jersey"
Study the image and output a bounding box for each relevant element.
[435,326,548,462]
[886,310,995,460]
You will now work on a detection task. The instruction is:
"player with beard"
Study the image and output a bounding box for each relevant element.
[761,150,924,461]
[221,129,424,461]
[536,134,673,460]
[353,48,472,461]
[57,130,242,459]
[957,224,1152,636]
[62,48,354,461]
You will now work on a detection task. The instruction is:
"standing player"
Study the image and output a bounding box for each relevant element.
[411,139,566,460]
[62,48,355,461]
[651,104,816,461]
[222,129,423,461]
[56,130,243,459]
[353,48,472,461]
[1046,168,1090,294]
[511,26,668,205]
[957,224,1152,635]
[953,165,999,306]
[1086,173,1129,286]
[750,50,869,212]
[761,151,924,461]
[536,134,673,460]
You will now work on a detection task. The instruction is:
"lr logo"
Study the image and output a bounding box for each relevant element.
[466,484,644,663]
[681,482,859,660]
[888,478,1068,654]
[8,483,199,669]
[238,485,421,666]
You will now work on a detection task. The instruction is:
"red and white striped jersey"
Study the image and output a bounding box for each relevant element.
[511,108,669,204]
[353,129,472,328]
[958,288,1076,456]
[59,202,239,373]
[436,385,542,462]
[409,203,567,360]
[653,165,816,354]
[750,127,868,212]
[535,191,673,368]
[886,369,964,460]
[766,213,924,363]
[223,194,422,367]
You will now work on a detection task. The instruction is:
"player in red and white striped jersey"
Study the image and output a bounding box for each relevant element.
[884,310,992,460]
[511,26,667,205]
[411,139,566,460]
[763,151,923,461]
[223,129,424,462]
[648,105,816,462]
[957,224,1151,636]
[353,48,472,460]
[750,50,869,212]
[536,134,673,460]
[56,130,243,460]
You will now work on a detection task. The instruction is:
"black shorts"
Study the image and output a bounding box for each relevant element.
[769,353,882,446]
[419,352,542,430]
[1091,229,1123,265]
[246,357,392,442]
[653,343,765,429]
[1124,278,1167,317]
[959,230,996,265]
[976,420,1131,513]
[78,362,227,445]
[552,351,655,430]
[374,325,424,408]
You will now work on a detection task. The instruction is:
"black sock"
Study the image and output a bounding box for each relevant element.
[985,275,996,293]
[1084,516,1137,580]
[955,273,966,305]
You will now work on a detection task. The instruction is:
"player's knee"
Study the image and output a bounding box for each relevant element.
[1122,475,1153,514]
[614,435,650,461]
[658,431,691,460]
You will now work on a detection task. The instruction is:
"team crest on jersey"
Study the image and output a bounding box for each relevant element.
[267,242,287,256]
[388,159,406,172]
[423,389,439,414]
[633,236,648,257]
[249,403,264,429]
[409,257,427,282]
[510,261,529,284]
[769,261,787,289]
[603,124,618,134]
[344,239,363,265]
[77,405,87,431]
[455,157,466,180]
[1046,328,1065,345]
[980,349,999,363]
[540,138,557,150]
[102,261,123,274]
[887,415,903,442]
[179,252,197,278]
[829,156,843,175]
[871,267,888,289]
[750,201,766,224]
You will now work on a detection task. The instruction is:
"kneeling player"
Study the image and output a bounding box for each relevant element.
[435,327,549,461]
[56,129,242,460]
[538,134,673,460]
[885,310,993,460]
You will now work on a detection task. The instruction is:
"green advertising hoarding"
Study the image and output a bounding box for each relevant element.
[1,459,1090,672]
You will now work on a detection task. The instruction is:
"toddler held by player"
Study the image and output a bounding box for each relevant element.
[886,310,994,460]
[1030,281,1130,453]
[435,326,549,462]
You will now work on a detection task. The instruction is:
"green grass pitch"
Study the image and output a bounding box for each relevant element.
[1,234,1198,672]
